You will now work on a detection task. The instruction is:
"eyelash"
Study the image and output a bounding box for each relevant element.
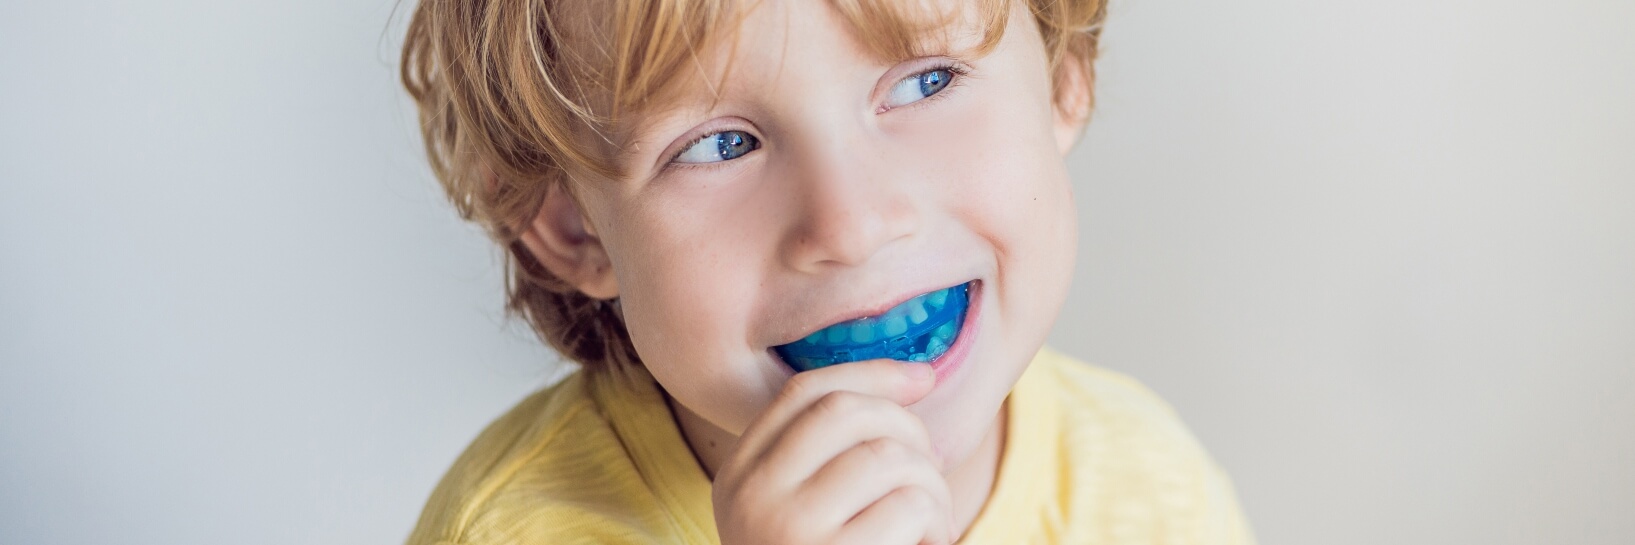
[663,61,972,169]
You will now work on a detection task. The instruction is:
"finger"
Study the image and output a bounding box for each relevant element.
[732,359,934,468]
[797,437,952,533]
[833,486,953,545]
[751,392,936,490]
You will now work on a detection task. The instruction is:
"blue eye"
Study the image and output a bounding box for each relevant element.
[884,68,955,109]
[674,130,760,164]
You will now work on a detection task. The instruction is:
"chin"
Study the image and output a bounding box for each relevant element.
[912,338,1025,473]
[909,278,1056,474]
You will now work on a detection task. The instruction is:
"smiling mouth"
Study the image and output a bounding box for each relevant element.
[773,282,972,372]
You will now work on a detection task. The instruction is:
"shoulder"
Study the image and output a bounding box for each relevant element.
[1031,348,1256,544]
[1033,347,1195,440]
[405,370,667,545]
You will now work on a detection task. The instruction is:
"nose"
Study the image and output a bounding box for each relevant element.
[780,133,922,273]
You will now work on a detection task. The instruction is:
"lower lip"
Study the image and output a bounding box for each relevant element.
[928,280,982,386]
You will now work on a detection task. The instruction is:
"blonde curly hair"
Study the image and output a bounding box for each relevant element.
[399,0,1107,371]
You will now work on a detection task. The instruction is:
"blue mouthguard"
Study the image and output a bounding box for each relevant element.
[773,283,970,372]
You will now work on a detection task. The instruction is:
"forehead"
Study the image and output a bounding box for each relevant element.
[726,1,992,78]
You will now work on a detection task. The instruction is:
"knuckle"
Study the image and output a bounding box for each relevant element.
[812,390,859,417]
[885,410,932,447]
[712,463,742,493]
[902,486,938,512]
[723,471,780,514]
[717,482,752,512]
[862,437,909,462]
[902,415,933,444]
[780,372,817,401]
[775,510,819,544]
[733,470,772,504]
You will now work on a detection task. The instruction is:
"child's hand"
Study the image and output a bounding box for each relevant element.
[712,359,954,545]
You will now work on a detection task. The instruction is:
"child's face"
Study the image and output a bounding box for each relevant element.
[554,1,1081,466]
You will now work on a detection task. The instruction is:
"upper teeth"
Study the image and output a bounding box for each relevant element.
[774,282,971,371]
[797,286,954,346]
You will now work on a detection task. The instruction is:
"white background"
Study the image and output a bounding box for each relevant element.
[2,0,1631,543]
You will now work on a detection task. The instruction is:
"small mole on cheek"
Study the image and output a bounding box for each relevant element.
[708,440,717,449]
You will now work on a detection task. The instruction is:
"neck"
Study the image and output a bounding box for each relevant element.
[667,394,1009,539]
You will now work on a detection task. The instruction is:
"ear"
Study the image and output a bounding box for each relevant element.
[1051,55,1095,156]
[518,182,619,299]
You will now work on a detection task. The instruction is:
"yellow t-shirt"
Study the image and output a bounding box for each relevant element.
[406,348,1255,544]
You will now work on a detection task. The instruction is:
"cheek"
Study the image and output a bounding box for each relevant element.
[614,226,747,350]
[927,82,1079,339]
[599,192,782,427]
[932,92,1077,261]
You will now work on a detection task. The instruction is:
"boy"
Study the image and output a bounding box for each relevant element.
[401,0,1253,543]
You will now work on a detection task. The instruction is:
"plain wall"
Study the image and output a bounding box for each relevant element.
[2,0,1630,543]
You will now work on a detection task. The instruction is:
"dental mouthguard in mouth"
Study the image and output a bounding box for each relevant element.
[773,282,971,372]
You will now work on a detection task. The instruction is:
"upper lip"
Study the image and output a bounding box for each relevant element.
[771,280,974,346]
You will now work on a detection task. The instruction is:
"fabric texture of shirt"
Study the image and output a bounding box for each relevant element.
[406,347,1255,544]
